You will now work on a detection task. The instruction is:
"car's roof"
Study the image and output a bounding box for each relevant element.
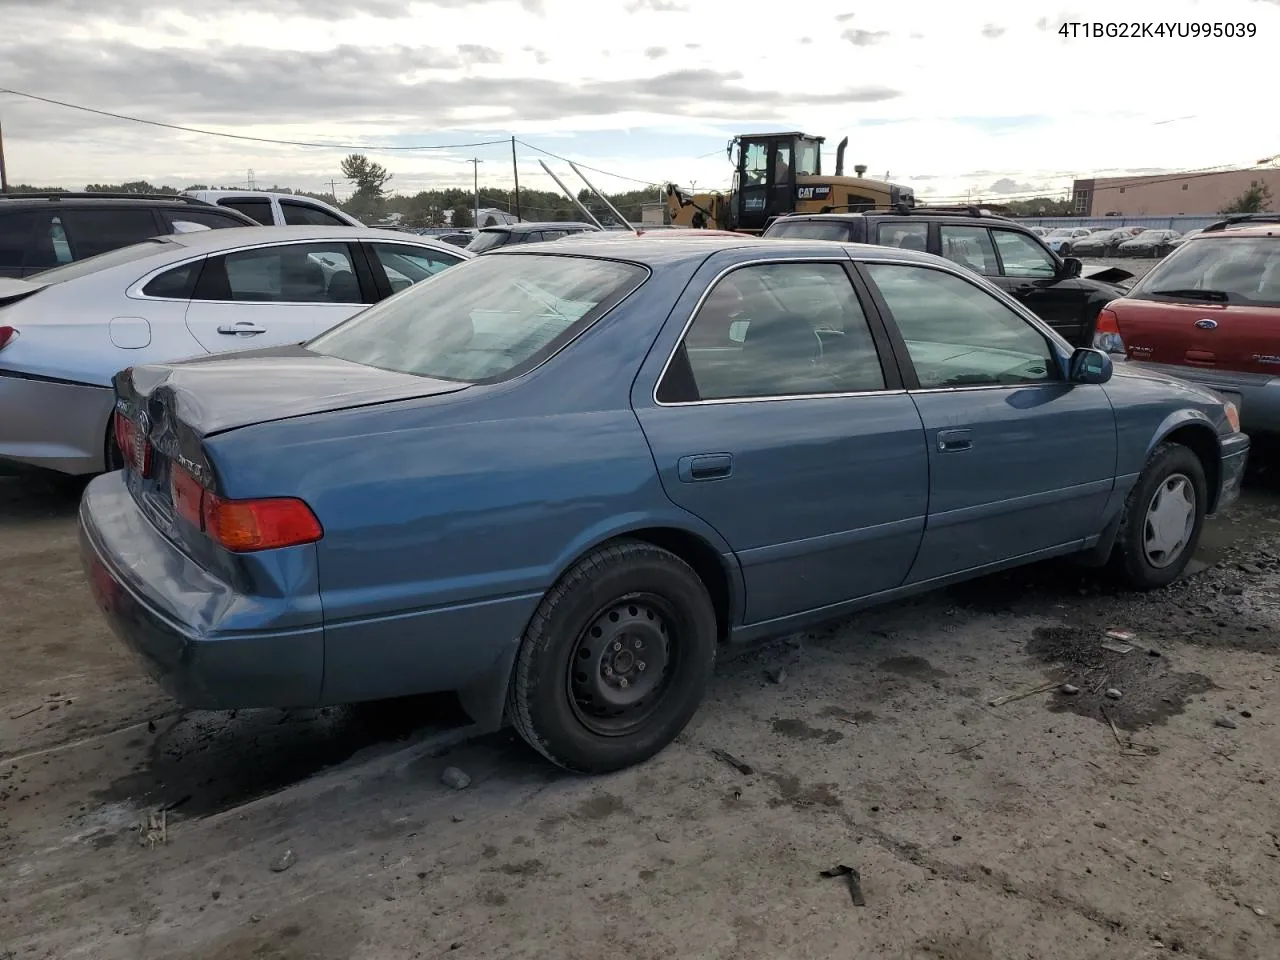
[1195,224,1280,239]
[159,224,468,252]
[774,210,1023,226]
[0,195,218,209]
[481,221,600,234]
[492,233,946,268]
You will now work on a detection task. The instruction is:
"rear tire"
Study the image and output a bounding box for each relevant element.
[1112,442,1206,590]
[507,540,718,773]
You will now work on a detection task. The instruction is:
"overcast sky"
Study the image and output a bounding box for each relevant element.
[1,0,1277,202]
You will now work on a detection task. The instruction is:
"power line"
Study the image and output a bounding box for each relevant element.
[0,86,510,151]
[514,138,659,187]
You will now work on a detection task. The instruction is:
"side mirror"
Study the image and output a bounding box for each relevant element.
[1060,256,1083,279]
[1069,347,1113,384]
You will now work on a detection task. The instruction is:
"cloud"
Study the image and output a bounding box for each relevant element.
[625,0,688,10]
[843,28,890,46]
[981,24,1005,38]
[522,45,550,65]
[986,177,1034,194]
[835,11,855,21]
[457,45,503,65]
[0,37,901,141]
[644,46,668,59]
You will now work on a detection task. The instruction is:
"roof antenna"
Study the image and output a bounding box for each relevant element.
[568,161,636,233]
[537,160,604,229]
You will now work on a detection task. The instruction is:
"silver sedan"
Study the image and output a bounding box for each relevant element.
[0,225,471,475]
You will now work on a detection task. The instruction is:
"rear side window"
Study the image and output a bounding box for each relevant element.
[940,225,997,274]
[160,209,246,232]
[196,242,359,303]
[877,222,929,251]
[60,208,164,259]
[218,198,273,225]
[765,220,853,241]
[280,201,349,226]
[142,261,201,299]
[308,254,646,383]
[0,212,35,272]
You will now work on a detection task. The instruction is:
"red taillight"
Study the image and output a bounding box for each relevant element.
[113,410,152,477]
[0,326,17,352]
[170,464,322,552]
[1092,306,1127,356]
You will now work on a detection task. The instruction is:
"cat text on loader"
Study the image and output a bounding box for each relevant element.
[664,131,916,234]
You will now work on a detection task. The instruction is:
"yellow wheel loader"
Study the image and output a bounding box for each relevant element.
[664,131,915,234]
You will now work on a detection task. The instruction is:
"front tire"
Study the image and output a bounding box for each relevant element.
[1112,442,1206,590]
[507,540,718,773]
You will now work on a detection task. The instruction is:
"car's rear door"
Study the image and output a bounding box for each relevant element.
[631,253,929,626]
[858,259,1117,582]
[59,207,167,260]
[182,240,377,352]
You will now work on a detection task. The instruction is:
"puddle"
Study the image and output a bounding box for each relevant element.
[94,693,469,817]
[1026,625,1214,730]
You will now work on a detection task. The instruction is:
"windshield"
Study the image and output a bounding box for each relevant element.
[1129,237,1280,307]
[466,230,510,253]
[27,237,175,282]
[307,254,648,382]
[766,220,853,241]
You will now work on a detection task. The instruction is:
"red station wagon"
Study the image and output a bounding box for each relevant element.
[1092,215,1280,433]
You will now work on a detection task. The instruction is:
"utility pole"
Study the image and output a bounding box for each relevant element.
[510,137,522,222]
[469,158,483,227]
[0,112,8,194]
[326,179,339,202]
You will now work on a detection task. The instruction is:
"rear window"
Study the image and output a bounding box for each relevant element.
[1129,236,1280,307]
[765,220,853,241]
[306,254,647,383]
[466,230,510,253]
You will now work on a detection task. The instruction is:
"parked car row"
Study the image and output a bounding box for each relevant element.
[1031,224,1198,259]
[2,195,1265,776]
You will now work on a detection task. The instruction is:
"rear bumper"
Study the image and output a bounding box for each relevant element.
[78,472,324,710]
[0,372,114,474]
[1125,361,1280,435]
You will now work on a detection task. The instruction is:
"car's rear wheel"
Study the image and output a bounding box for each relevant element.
[1112,442,1206,590]
[507,540,718,773]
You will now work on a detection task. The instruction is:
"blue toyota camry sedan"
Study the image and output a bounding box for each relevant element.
[80,235,1249,773]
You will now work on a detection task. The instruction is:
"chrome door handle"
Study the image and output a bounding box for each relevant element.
[217,323,267,335]
[937,428,973,452]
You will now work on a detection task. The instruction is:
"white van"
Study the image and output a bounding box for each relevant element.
[180,190,363,228]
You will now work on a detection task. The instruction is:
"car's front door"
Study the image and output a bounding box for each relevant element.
[986,227,1093,344]
[182,240,377,353]
[858,260,1118,583]
[631,257,929,626]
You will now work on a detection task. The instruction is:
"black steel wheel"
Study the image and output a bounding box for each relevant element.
[508,540,717,773]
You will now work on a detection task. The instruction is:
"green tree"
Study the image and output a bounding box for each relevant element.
[451,206,474,228]
[340,154,393,219]
[1219,180,1274,215]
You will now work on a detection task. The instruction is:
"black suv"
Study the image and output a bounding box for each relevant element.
[465,221,601,254]
[0,193,258,279]
[762,207,1132,347]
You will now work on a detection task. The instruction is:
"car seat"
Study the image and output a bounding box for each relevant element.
[899,233,927,252]
[326,269,362,303]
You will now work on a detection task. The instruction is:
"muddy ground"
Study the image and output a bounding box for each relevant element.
[4,323,1279,956]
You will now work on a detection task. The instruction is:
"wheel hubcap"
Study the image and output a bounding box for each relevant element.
[568,596,675,736]
[1143,473,1196,568]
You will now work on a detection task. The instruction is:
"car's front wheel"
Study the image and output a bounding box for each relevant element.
[1112,441,1207,589]
[507,540,718,773]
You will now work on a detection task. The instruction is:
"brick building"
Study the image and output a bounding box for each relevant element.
[1071,167,1280,217]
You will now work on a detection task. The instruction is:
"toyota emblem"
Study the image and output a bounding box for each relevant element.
[1194,318,1218,330]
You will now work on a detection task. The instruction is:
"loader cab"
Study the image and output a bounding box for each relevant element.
[731,132,824,233]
